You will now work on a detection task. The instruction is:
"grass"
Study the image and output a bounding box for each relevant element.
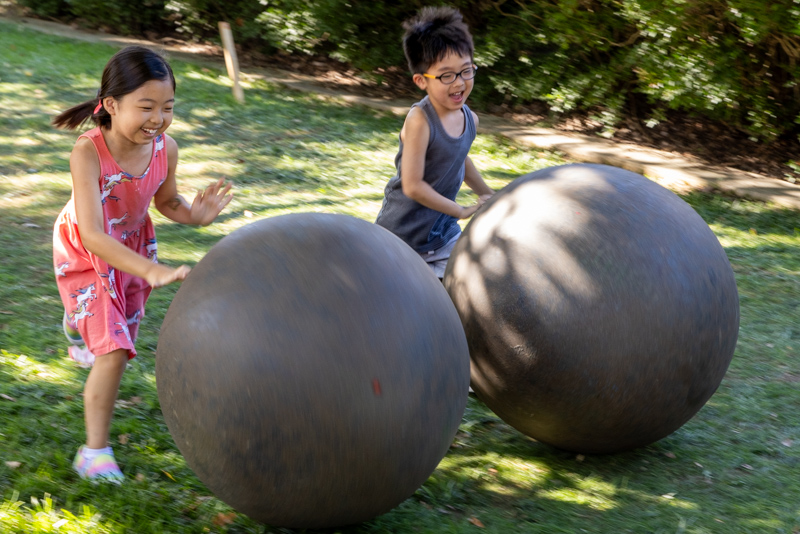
[1,17,800,534]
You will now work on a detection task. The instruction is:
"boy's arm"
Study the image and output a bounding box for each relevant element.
[70,138,189,287]
[464,155,493,198]
[153,136,233,226]
[463,111,494,200]
[400,107,481,219]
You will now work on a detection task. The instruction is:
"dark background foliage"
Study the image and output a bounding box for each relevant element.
[16,0,800,143]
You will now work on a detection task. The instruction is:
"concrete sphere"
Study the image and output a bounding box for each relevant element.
[157,213,470,528]
[444,164,738,454]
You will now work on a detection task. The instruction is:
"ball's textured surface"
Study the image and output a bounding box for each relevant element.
[157,213,470,528]
[444,164,738,454]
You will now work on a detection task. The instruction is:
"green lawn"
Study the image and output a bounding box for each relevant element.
[2,18,800,534]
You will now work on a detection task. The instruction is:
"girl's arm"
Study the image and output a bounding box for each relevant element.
[400,107,481,219]
[71,138,190,287]
[153,136,232,226]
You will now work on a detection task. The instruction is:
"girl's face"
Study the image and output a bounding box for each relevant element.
[104,78,174,144]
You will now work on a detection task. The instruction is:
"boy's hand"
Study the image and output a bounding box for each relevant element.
[146,263,191,289]
[190,178,234,226]
[459,203,482,219]
[458,193,493,219]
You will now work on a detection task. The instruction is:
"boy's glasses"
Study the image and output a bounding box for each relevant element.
[422,66,478,84]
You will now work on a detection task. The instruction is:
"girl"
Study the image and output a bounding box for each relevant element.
[52,45,232,483]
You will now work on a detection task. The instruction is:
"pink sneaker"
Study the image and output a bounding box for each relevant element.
[68,345,96,368]
[73,446,123,484]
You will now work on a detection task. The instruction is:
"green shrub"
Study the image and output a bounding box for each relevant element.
[66,0,171,36]
[16,0,800,141]
[17,0,70,18]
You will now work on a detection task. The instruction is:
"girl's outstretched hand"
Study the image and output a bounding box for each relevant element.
[147,263,191,289]
[190,178,234,226]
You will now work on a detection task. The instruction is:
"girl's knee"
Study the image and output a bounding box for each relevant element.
[95,349,130,371]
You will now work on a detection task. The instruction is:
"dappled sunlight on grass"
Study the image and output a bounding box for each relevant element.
[537,487,617,511]
[1,493,119,534]
[0,350,84,389]
[4,17,800,534]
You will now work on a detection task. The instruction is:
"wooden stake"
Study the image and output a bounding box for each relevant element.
[218,21,244,104]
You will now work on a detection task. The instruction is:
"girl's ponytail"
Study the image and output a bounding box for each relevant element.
[52,97,108,130]
[52,45,174,132]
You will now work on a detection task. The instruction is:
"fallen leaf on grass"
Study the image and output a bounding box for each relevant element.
[213,512,237,526]
[487,468,498,475]
[0,311,13,315]
[5,461,21,469]
[118,434,129,445]
[162,470,176,481]
[135,473,146,482]
[664,452,676,459]
[782,439,793,447]
[468,517,484,528]
[740,464,754,471]
[575,454,585,462]
[0,394,16,402]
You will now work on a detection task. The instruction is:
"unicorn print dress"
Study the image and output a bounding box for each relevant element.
[53,127,169,359]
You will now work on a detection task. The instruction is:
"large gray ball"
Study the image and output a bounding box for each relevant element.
[444,164,738,454]
[157,213,470,528]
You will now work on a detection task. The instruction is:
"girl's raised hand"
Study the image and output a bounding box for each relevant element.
[190,178,233,226]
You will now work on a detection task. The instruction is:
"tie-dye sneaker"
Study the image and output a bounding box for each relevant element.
[73,446,124,484]
[62,312,83,346]
[68,345,96,368]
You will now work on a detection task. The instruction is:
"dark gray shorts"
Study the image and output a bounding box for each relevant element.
[419,233,460,278]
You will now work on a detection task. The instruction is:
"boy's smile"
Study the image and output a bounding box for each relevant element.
[414,52,474,117]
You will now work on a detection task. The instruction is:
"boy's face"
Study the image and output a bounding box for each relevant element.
[413,52,474,114]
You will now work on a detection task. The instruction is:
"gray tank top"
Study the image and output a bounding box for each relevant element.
[375,95,476,253]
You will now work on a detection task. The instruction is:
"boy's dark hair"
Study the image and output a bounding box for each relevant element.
[402,6,474,74]
[53,46,175,130]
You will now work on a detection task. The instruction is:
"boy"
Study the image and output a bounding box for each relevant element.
[375,6,493,278]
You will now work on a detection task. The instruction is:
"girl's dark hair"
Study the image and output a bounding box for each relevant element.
[53,46,175,130]
[402,7,474,75]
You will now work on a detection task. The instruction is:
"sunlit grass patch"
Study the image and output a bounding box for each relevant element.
[0,492,118,534]
[2,15,800,534]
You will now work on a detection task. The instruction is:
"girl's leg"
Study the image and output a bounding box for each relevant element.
[83,348,129,448]
[74,348,128,483]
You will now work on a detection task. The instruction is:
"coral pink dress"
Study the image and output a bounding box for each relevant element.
[53,127,169,359]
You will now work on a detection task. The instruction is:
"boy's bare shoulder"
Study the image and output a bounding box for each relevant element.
[401,105,431,142]
[470,109,479,127]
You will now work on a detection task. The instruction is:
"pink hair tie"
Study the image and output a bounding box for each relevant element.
[93,100,103,114]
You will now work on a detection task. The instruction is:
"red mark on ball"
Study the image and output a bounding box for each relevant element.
[372,378,382,396]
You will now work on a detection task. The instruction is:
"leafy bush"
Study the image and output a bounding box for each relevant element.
[67,0,171,35]
[16,0,70,18]
[15,0,800,141]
